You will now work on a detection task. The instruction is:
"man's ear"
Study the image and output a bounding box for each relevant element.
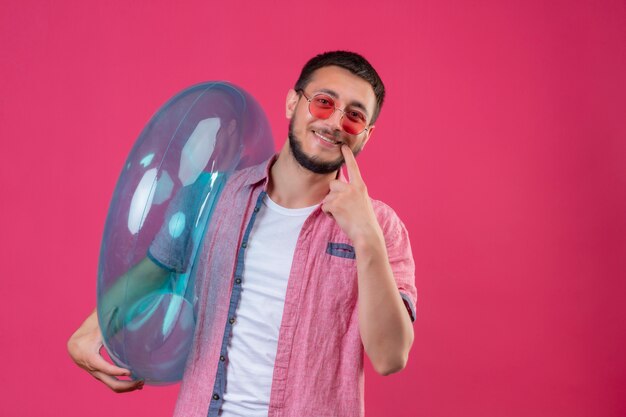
[361,125,375,150]
[286,89,299,119]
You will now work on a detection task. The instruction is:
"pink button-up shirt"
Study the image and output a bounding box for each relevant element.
[157,156,416,417]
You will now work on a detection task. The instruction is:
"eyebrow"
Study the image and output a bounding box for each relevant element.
[314,88,370,118]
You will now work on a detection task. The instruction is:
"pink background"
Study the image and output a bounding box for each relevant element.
[1,0,625,416]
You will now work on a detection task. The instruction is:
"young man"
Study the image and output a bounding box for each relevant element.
[68,51,417,417]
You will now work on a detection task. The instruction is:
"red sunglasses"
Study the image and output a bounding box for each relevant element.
[297,89,370,135]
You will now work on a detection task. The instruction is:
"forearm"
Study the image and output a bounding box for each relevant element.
[354,229,414,376]
[72,308,100,340]
[100,257,171,333]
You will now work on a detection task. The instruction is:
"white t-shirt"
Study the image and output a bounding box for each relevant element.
[219,194,318,417]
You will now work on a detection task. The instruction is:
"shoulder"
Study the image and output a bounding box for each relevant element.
[370,197,403,225]
[370,197,409,241]
[229,163,263,184]
[221,158,270,193]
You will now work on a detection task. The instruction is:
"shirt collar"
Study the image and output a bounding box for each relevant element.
[242,154,277,189]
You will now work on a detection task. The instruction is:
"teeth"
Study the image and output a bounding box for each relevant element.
[314,131,340,145]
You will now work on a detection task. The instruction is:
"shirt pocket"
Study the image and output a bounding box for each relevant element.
[326,242,356,259]
[319,242,358,316]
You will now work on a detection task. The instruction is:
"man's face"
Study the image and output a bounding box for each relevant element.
[286,66,377,174]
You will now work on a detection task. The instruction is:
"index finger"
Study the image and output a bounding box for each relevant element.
[341,145,363,184]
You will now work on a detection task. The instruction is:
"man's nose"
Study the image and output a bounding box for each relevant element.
[326,108,344,131]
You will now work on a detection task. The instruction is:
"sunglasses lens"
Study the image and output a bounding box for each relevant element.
[342,115,366,135]
[309,95,335,119]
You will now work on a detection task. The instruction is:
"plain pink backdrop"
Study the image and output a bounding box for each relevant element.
[1,1,625,416]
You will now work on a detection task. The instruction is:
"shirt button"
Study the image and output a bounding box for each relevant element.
[229,317,236,324]
[242,242,247,248]
[254,206,260,212]
[220,355,225,361]
[235,278,242,285]
[213,394,220,400]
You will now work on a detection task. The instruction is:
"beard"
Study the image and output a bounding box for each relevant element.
[288,118,362,175]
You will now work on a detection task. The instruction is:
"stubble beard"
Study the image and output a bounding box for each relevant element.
[288,118,361,175]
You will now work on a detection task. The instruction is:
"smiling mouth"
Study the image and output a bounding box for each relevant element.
[313,130,343,146]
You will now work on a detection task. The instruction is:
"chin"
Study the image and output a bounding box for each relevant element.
[288,126,343,174]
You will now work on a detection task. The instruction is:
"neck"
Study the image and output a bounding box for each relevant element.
[267,141,338,208]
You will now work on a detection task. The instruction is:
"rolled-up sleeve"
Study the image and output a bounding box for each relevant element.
[148,174,212,273]
[379,203,417,322]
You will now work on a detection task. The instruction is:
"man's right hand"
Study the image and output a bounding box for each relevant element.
[67,309,144,393]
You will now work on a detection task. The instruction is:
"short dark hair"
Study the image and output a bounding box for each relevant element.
[294,51,386,124]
